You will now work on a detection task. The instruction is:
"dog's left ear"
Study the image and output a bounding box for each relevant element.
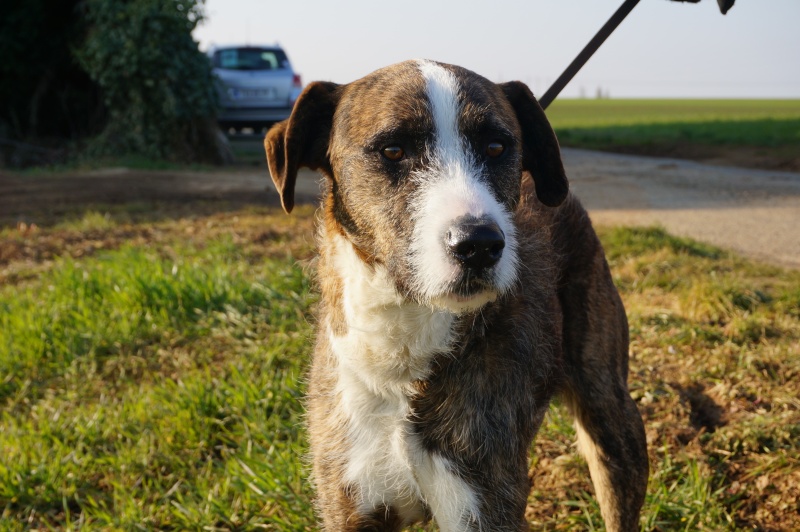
[499,81,569,207]
[265,81,340,213]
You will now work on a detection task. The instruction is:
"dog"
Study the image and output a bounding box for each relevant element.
[264,60,648,532]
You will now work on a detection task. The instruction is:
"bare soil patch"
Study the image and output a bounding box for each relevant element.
[0,168,288,227]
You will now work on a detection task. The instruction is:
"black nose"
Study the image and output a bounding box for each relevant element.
[446,217,505,270]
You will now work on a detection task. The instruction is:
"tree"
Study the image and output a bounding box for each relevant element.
[77,0,230,163]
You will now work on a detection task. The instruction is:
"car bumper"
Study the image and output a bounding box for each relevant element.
[217,106,294,125]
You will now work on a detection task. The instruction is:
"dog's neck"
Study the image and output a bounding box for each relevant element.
[323,231,456,397]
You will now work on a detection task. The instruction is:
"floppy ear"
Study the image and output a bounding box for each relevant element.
[499,81,569,207]
[264,81,340,213]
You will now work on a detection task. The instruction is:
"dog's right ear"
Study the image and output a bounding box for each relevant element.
[265,81,340,213]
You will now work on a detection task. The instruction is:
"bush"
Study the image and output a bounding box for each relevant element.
[77,0,230,163]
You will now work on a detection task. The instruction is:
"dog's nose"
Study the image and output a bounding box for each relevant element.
[446,218,505,270]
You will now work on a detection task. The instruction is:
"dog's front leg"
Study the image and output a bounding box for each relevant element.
[411,381,546,532]
[412,451,484,532]
[307,378,422,531]
[414,449,534,532]
[307,402,415,532]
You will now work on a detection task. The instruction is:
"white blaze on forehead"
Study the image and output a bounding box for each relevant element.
[416,60,464,163]
[409,60,519,311]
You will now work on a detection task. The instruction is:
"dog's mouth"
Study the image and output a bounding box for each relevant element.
[429,290,498,314]
[428,277,499,313]
[453,275,495,296]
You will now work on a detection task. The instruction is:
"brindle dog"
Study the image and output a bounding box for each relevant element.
[265,60,648,532]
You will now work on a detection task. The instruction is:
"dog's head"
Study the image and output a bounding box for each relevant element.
[265,60,567,314]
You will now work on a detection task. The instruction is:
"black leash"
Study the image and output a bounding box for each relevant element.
[539,0,735,110]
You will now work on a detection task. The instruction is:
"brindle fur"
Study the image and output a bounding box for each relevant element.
[265,60,648,531]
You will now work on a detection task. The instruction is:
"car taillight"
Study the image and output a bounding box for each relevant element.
[292,74,302,88]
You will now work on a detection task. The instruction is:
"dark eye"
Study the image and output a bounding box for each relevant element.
[381,145,405,161]
[486,141,505,158]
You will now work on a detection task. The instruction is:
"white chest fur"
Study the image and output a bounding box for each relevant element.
[326,235,480,529]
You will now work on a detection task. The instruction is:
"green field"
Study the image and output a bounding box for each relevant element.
[545,99,800,170]
[546,99,800,128]
[2,206,799,530]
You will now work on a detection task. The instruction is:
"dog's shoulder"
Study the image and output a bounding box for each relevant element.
[516,174,607,285]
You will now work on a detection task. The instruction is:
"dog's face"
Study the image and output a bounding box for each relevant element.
[266,60,567,313]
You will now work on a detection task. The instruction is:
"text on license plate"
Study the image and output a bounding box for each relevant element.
[229,88,277,100]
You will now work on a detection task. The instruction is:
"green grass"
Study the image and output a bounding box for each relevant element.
[2,211,799,529]
[546,99,800,129]
[1,227,316,528]
[1,239,306,404]
[546,99,800,167]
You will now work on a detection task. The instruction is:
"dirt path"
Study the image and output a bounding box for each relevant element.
[2,148,799,268]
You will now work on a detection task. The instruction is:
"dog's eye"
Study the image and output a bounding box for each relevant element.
[486,141,505,158]
[381,145,405,161]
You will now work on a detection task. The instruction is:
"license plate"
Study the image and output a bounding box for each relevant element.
[228,88,277,100]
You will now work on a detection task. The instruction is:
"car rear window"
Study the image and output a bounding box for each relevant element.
[213,48,289,71]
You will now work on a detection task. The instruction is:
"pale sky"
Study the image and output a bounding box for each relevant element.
[193,0,800,99]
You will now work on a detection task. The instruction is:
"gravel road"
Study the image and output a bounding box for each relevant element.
[559,148,800,269]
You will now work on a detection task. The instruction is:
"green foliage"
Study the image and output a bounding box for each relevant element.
[76,0,221,162]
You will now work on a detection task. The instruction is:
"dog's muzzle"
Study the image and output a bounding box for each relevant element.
[445,215,505,271]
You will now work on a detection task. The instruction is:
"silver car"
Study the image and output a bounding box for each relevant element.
[210,45,303,131]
